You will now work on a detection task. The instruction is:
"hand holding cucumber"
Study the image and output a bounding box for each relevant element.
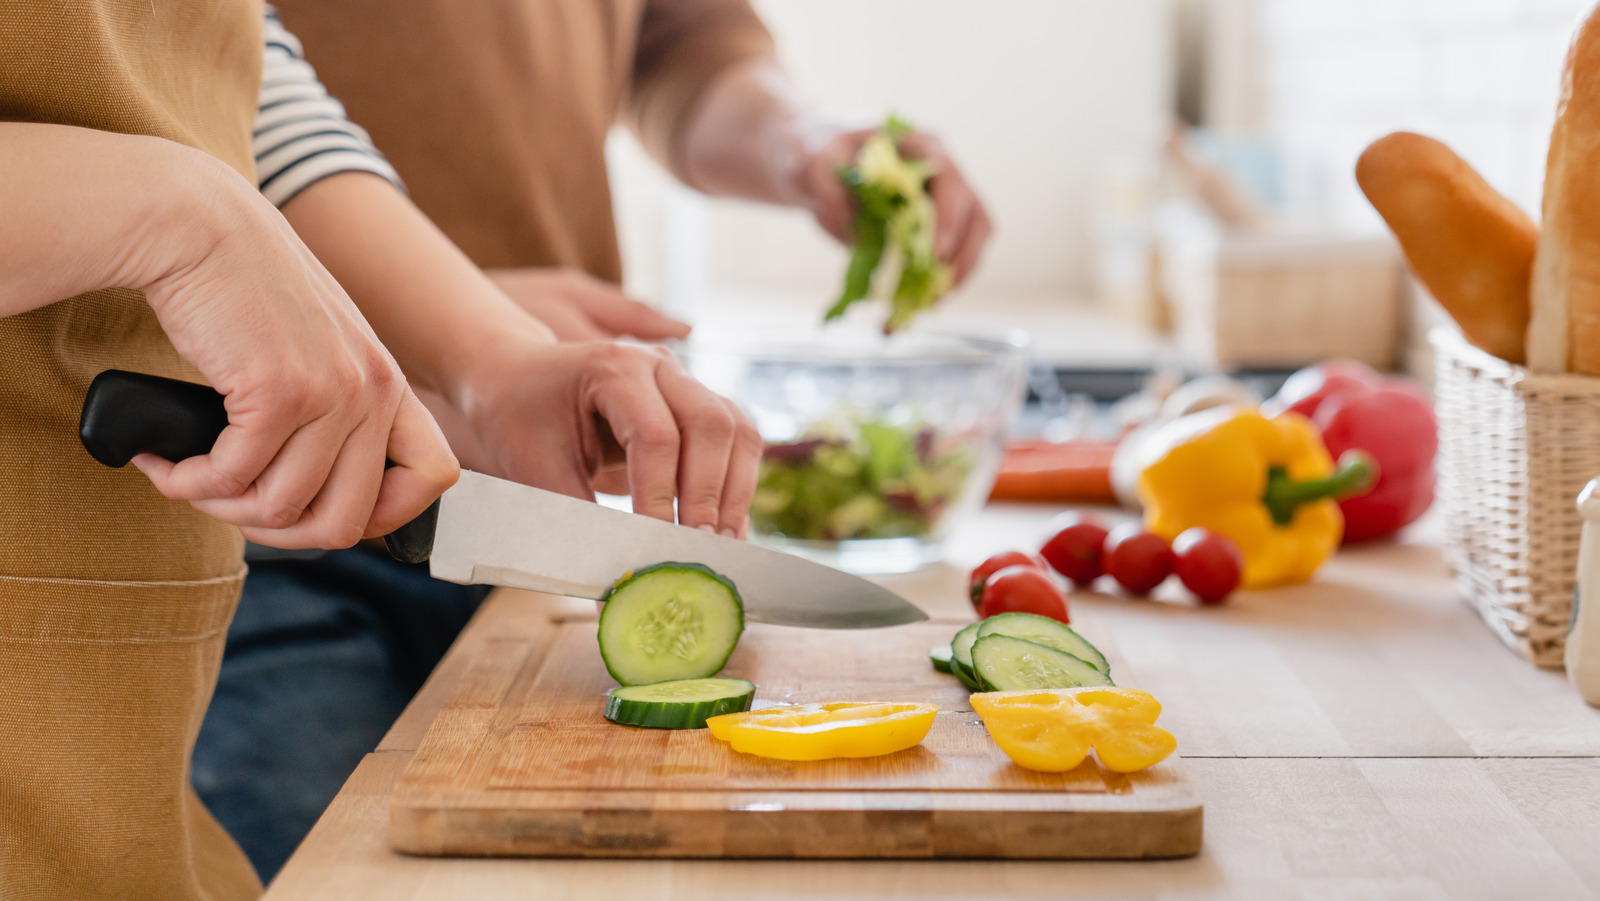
[448,340,763,538]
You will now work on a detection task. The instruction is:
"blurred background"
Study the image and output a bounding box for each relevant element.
[609,0,1590,378]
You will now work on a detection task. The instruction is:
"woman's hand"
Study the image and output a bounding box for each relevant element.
[130,144,461,548]
[794,125,993,286]
[0,126,459,549]
[487,268,690,343]
[270,172,754,537]
[452,337,762,538]
[138,168,459,549]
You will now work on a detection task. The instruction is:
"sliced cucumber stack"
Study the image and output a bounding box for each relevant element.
[976,612,1110,677]
[929,644,954,674]
[971,633,1114,692]
[598,562,744,686]
[605,678,756,729]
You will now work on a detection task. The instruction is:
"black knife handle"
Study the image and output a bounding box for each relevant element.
[79,370,437,563]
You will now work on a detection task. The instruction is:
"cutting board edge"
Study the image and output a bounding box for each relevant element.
[387,795,1204,860]
[387,776,1203,809]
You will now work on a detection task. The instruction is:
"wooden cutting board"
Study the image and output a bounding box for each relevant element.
[388,611,1202,859]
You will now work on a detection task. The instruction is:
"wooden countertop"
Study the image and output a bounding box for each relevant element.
[265,505,1600,900]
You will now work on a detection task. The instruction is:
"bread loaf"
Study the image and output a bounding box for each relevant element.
[1530,5,1600,374]
[1356,132,1536,364]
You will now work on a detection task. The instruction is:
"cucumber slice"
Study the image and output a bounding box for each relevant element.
[971,634,1114,692]
[950,621,985,691]
[598,562,744,686]
[951,621,983,674]
[976,612,1110,676]
[954,659,983,692]
[929,644,954,674]
[605,677,756,729]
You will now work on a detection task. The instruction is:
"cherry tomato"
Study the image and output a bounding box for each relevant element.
[1039,513,1110,586]
[968,550,1048,608]
[979,565,1070,622]
[1172,528,1243,604]
[1103,524,1176,595]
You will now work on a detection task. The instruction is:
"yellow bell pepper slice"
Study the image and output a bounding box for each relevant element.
[970,687,1176,773]
[705,701,937,761]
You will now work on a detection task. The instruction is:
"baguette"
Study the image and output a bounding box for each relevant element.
[1356,132,1536,364]
[1530,5,1600,374]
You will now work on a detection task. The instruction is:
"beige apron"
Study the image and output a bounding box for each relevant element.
[0,2,265,898]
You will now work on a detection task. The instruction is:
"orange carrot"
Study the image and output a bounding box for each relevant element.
[989,440,1118,503]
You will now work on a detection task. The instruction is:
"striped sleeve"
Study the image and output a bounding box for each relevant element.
[255,6,404,208]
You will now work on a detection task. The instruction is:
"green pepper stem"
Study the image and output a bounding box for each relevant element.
[1262,451,1379,526]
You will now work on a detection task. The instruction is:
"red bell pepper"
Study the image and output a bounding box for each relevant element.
[1268,361,1438,543]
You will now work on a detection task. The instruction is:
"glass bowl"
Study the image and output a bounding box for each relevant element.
[676,326,1029,574]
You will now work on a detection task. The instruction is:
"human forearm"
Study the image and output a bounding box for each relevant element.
[0,124,243,315]
[278,172,555,405]
[676,60,851,207]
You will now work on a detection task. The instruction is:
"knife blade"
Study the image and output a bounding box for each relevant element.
[79,370,928,629]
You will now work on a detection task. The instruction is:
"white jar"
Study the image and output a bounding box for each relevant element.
[1569,479,1600,705]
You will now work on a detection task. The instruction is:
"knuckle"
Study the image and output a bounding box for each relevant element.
[732,415,763,448]
[591,342,637,373]
[640,491,677,513]
[634,424,680,455]
[203,468,251,499]
[428,455,462,492]
[689,486,723,511]
[366,359,399,397]
[692,404,736,440]
[337,357,373,397]
[722,488,754,514]
[259,500,304,530]
[271,374,317,417]
[324,520,365,550]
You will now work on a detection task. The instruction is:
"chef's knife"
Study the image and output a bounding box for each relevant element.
[78,370,928,629]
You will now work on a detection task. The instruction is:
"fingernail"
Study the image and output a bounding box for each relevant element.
[720,527,738,539]
[698,524,717,533]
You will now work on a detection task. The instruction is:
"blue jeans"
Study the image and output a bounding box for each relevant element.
[191,547,488,882]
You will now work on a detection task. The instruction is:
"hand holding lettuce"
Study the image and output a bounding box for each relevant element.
[826,116,955,334]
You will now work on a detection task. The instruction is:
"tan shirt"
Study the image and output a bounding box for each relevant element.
[273,0,774,282]
[0,3,264,898]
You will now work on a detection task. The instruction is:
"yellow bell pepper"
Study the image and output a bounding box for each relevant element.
[706,701,937,761]
[1136,408,1375,589]
[970,687,1175,773]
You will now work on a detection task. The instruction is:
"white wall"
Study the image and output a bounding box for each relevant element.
[609,0,1175,317]
[1257,0,1589,230]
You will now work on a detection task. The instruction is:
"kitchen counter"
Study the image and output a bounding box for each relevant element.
[265,505,1600,901]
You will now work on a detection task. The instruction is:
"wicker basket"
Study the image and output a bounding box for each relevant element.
[1432,329,1600,667]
